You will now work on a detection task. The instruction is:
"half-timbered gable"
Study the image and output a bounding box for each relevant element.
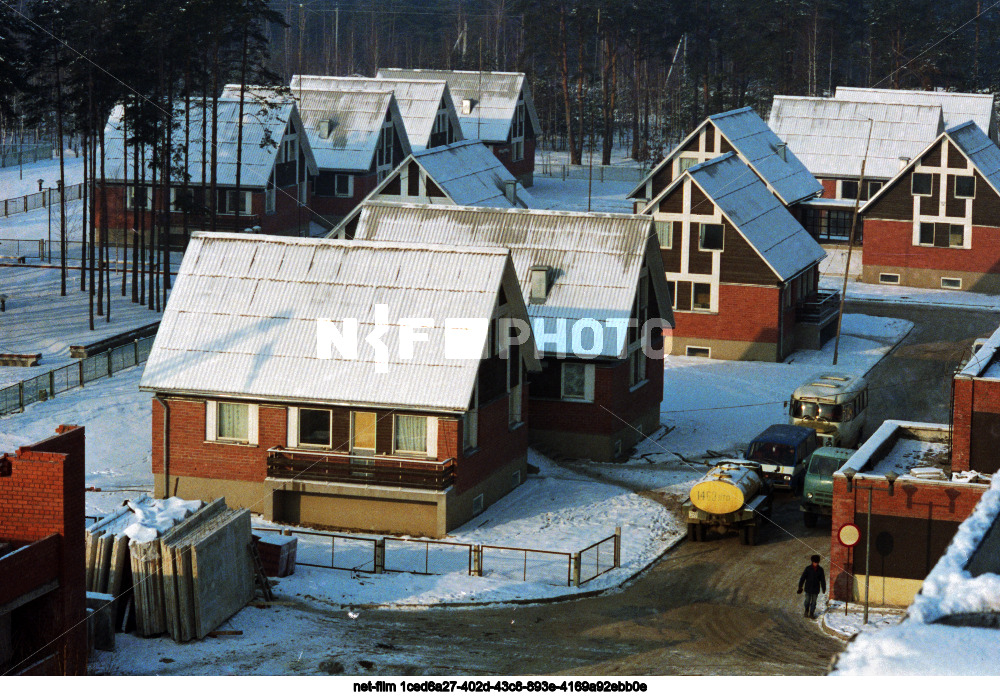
[861,122,1000,293]
[352,202,674,461]
[630,107,821,211]
[647,153,832,362]
[140,232,538,537]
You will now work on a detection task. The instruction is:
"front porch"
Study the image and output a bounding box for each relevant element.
[794,290,840,350]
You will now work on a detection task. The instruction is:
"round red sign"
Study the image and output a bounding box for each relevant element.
[838,523,860,547]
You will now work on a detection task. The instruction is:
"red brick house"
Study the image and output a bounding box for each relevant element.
[829,421,989,606]
[377,68,541,187]
[0,426,86,675]
[860,121,1000,293]
[640,152,833,362]
[139,232,539,537]
[100,90,318,243]
[353,201,674,461]
[953,326,1000,475]
[330,140,535,239]
[629,106,822,214]
[286,83,412,228]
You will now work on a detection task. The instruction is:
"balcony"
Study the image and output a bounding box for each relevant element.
[266,448,456,491]
[796,290,840,325]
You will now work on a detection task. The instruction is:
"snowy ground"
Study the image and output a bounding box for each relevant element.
[0,152,84,198]
[823,274,1000,312]
[821,600,906,639]
[529,177,634,214]
[0,265,165,387]
[536,145,641,168]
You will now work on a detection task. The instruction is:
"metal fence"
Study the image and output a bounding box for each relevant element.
[250,525,622,588]
[0,335,154,417]
[0,239,45,260]
[0,183,85,218]
[537,161,649,183]
[0,144,54,168]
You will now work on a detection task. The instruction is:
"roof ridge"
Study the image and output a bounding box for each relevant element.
[190,231,512,256]
[363,200,651,222]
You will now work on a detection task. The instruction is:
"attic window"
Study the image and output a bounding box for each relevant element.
[461,98,474,115]
[317,119,333,139]
[529,265,551,304]
[955,175,976,199]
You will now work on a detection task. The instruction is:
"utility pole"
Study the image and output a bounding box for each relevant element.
[833,119,873,365]
[335,5,340,75]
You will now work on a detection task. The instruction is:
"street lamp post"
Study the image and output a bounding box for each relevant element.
[842,468,898,624]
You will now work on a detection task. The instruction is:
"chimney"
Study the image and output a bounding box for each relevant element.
[317,119,332,139]
[776,142,787,161]
[529,265,551,304]
[504,180,518,205]
[461,98,474,115]
[898,156,911,171]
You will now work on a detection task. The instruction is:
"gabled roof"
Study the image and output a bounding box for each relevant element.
[768,96,945,180]
[629,107,821,206]
[290,75,464,150]
[139,232,535,413]
[649,153,825,282]
[352,202,674,359]
[376,68,541,144]
[287,86,412,172]
[104,93,318,187]
[861,121,1000,215]
[329,141,535,238]
[835,86,997,138]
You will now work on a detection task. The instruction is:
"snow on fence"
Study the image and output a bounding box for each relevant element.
[0,183,85,218]
[536,161,649,184]
[0,336,154,416]
[251,525,622,587]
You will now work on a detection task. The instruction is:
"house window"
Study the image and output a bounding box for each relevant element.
[472,493,484,516]
[955,175,976,199]
[511,102,525,162]
[126,185,153,209]
[654,220,672,248]
[692,283,712,310]
[678,157,698,174]
[299,408,332,447]
[879,273,900,285]
[868,181,883,198]
[667,281,677,309]
[840,180,859,200]
[335,174,352,197]
[509,383,523,426]
[941,277,962,290]
[699,223,724,251]
[265,185,276,213]
[912,173,933,196]
[949,224,965,247]
[686,346,711,358]
[463,408,478,451]
[217,402,249,441]
[170,187,198,213]
[629,349,646,387]
[919,223,935,246]
[560,363,594,402]
[217,190,252,215]
[394,414,428,454]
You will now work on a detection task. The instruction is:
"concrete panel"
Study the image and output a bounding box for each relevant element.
[190,510,254,640]
[853,574,923,607]
[284,491,440,538]
[669,335,780,362]
[862,264,1000,294]
[529,406,659,461]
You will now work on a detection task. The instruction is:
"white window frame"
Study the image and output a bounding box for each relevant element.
[205,400,258,445]
[954,175,976,199]
[699,223,724,252]
[941,277,963,290]
[463,408,478,452]
[126,185,154,209]
[677,157,698,174]
[654,220,673,249]
[879,273,900,285]
[628,348,647,388]
[334,174,353,198]
[691,282,713,311]
[686,346,711,358]
[217,189,252,215]
[472,493,485,516]
[560,363,595,403]
[393,414,437,458]
[297,407,333,449]
[911,173,933,197]
[511,101,526,162]
[265,185,276,214]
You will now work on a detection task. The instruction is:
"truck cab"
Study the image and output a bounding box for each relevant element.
[745,424,818,491]
[800,446,855,527]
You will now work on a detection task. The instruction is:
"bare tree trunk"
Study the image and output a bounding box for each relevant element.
[56,59,67,296]
[210,40,219,232]
[558,7,577,164]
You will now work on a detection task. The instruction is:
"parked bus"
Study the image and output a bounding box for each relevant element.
[789,372,868,448]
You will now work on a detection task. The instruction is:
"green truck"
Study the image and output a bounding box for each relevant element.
[800,446,855,527]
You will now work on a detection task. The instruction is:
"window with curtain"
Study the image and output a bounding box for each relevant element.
[394,415,428,454]
[217,402,249,441]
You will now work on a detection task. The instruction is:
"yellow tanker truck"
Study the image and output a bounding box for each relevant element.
[684,460,774,546]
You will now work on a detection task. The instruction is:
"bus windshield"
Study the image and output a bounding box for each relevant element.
[792,399,843,422]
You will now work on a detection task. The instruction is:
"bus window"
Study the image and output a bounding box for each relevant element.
[816,403,842,421]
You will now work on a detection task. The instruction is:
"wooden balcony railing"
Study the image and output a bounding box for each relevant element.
[266,448,456,491]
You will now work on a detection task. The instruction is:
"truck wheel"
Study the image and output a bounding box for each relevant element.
[803,511,818,528]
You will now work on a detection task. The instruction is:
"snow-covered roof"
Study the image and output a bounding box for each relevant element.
[376,68,541,144]
[103,93,318,187]
[329,141,535,237]
[139,232,533,413]
[958,316,1000,379]
[285,86,411,172]
[290,75,463,150]
[631,106,822,206]
[352,202,674,359]
[768,96,945,180]
[835,86,997,139]
[647,153,825,282]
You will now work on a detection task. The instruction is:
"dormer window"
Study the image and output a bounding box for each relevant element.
[317,119,333,139]
[529,265,550,304]
[462,98,474,115]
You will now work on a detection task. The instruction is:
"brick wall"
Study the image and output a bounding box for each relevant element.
[490,138,536,183]
[0,425,86,675]
[670,284,781,345]
[452,389,529,494]
[527,353,663,436]
[864,219,1000,274]
[829,475,987,601]
[952,378,974,472]
[311,172,379,222]
[820,179,837,198]
[951,374,1000,474]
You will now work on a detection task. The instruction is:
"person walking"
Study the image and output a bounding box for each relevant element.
[797,554,826,619]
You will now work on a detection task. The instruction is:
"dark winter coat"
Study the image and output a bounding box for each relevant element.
[798,563,826,594]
